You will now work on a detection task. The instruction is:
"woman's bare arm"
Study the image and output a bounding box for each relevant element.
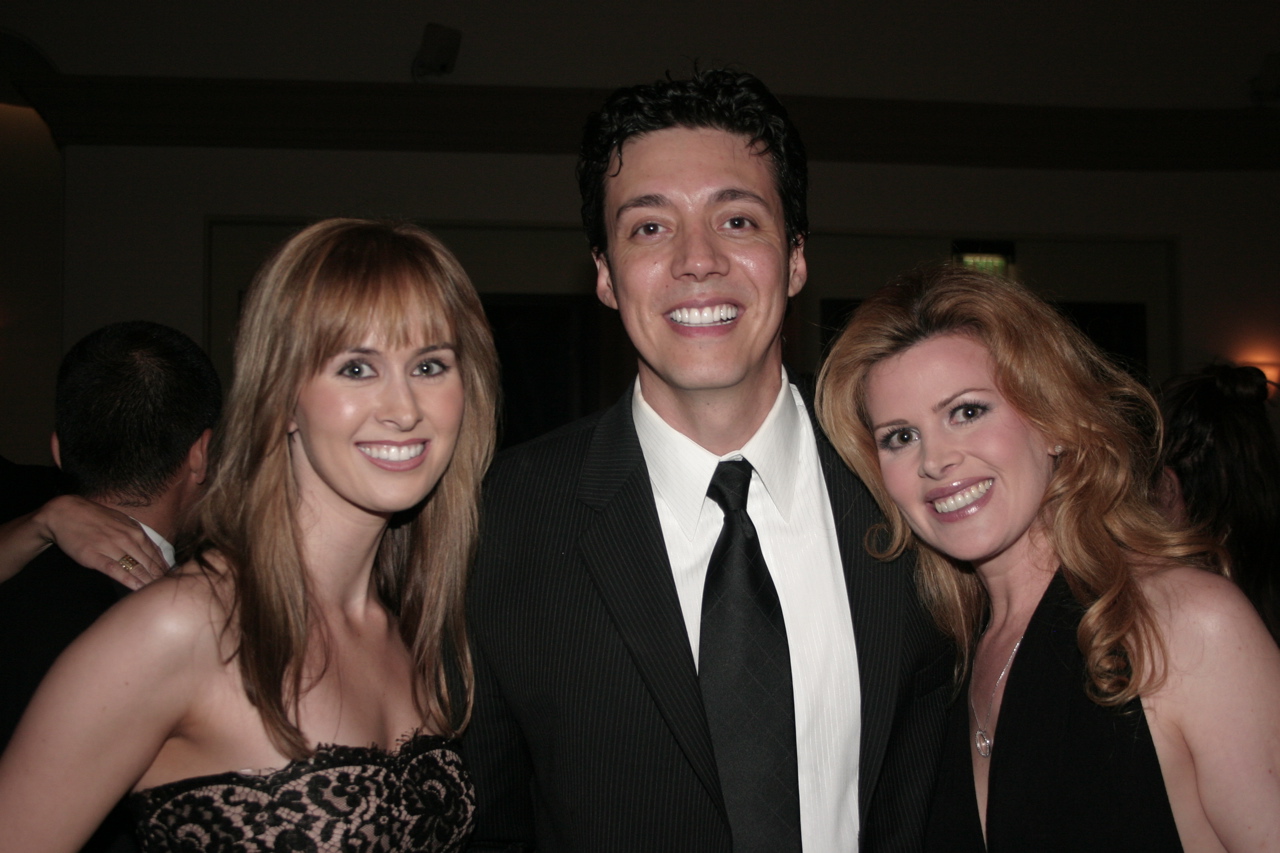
[0,575,210,853]
[0,496,167,588]
[1145,567,1280,852]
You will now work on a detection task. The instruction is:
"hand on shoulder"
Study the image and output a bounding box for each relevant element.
[3,495,169,588]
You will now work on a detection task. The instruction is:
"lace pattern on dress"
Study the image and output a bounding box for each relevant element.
[129,732,474,853]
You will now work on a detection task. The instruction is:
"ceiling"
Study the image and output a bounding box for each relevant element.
[3,2,1278,169]
[4,0,1278,109]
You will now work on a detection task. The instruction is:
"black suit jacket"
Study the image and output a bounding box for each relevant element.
[464,389,950,852]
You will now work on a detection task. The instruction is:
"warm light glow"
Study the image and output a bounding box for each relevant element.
[1232,347,1280,398]
[1247,363,1280,386]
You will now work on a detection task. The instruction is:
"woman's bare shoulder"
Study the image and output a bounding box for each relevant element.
[1137,567,1280,849]
[1137,564,1264,646]
[87,555,235,664]
[0,560,239,849]
[1136,562,1280,718]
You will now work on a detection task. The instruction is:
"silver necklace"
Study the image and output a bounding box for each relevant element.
[970,635,1023,758]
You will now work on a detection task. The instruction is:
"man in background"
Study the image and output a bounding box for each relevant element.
[0,321,220,852]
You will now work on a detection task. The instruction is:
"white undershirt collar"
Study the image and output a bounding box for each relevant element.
[632,367,801,541]
[132,519,176,568]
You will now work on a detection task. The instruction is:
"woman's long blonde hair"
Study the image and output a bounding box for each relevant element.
[816,264,1217,704]
[187,219,499,757]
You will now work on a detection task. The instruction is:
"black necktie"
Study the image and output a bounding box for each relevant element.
[699,459,802,852]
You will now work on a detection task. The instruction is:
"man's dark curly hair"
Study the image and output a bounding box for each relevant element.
[577,68,809,255]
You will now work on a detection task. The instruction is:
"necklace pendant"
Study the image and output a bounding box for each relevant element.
[969,634,1022,762]
[975,728,993,758]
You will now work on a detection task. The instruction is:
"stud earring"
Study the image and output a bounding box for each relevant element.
[1052,444,1064,455]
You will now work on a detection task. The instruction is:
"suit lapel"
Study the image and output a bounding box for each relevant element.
[575,386,904,819]
[815,420,904,819]
[576,393,726,813]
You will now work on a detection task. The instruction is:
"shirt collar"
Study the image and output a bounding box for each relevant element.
[133,519,176,568]
[632,368,803,540]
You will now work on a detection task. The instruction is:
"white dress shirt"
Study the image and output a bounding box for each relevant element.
[633,370,862,851]
[134,519,176,568]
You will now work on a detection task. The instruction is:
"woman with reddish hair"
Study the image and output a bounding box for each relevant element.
[817,265,1280,851]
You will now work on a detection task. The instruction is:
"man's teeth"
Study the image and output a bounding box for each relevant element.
[668,304,738,326]
[933,479,992,514]
[360,443,425,462]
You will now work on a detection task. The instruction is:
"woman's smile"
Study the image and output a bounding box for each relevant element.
[357,439,428,468]
[927,478,994,517]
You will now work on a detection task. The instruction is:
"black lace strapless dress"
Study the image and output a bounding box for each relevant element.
[128,732,474,853]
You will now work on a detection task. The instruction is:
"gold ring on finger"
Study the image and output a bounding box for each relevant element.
[118,554,140,576]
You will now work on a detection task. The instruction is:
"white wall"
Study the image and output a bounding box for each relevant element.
[62,145,1280,371]
[1,139,1274,462]
[807,161,1280,372]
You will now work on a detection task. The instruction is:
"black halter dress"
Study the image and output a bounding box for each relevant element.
[924,573,1183,852]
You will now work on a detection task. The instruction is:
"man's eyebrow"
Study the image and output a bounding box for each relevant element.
[614,188,771,222]
[614,194,669,219]
[712,188,770,206]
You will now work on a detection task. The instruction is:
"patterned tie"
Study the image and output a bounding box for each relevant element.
[699,459,802,852]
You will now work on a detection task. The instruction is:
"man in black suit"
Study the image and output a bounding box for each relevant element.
[0,321,220,853]
[465,69,949,852]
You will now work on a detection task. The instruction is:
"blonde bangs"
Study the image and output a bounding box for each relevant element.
[294,233,459,378]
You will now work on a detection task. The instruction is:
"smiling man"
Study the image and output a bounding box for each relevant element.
[465,69,949,853]
[594,124,805,452]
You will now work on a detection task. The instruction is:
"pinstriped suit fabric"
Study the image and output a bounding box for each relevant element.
[464,390,950,853]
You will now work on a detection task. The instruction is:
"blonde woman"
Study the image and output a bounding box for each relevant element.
[0,219,498,852]
[816,265,1280,851]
